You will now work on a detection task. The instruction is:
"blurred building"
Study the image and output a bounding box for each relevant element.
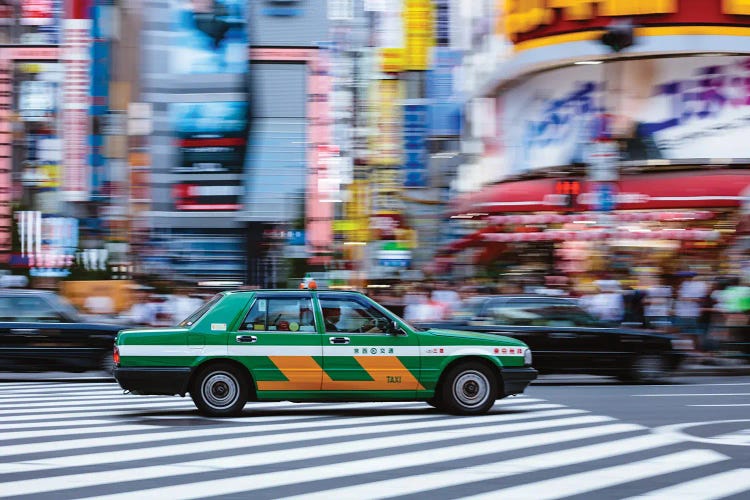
[447,0,750,285]
[0,0,123,282]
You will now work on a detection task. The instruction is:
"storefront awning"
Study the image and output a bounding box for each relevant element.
[451,171,750,215]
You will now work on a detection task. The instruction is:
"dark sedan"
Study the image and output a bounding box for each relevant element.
[417,295,693,382]
[0,290,124,373]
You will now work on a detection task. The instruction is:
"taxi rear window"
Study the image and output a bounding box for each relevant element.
[179,294,222,327]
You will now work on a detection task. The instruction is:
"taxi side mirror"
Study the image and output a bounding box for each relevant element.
[389,320,406,336]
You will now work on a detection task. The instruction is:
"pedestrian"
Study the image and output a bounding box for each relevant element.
[674,272,709,346]
[643,275,673,330]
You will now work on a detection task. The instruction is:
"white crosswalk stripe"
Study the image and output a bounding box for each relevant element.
[465,450,729,500]
[0,382,747,500]
[623,468,750,499]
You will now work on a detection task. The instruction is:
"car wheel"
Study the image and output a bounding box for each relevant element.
[190,363,248,417]
[440,362,497,415]
[626,354,668,383]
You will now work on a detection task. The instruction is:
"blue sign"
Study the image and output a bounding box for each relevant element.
[403,103,428,188]
[595,183,617,212]
[172,0,248,75]
[263,0,302,16]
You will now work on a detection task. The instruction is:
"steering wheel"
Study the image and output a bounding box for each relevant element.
[358,318,377,333]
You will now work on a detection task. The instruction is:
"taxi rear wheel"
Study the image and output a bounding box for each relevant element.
[440,362,497,415]
[191,363,248,417]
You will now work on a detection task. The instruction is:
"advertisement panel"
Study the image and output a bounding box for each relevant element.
[173,180,243,211]
[171,0,248,75]
[501,55,750,173]
[21,0,61,44]
[505,0,749,44]
[0,60,11,263]
[22,0,55,25]
[403,103,427,187]
[403,0,434,70]
[170,101,248,173]
[61,18,92,202]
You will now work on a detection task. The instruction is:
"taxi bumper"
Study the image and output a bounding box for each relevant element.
[115,367,192,396]
[500,367,538,396]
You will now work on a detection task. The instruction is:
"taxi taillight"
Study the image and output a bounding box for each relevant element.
[113,346,120,366]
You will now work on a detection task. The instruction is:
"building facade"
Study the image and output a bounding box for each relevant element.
[449,0,750,286]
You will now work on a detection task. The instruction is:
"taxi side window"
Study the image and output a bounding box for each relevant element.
[319,297,390,334]
[240,298,315,333]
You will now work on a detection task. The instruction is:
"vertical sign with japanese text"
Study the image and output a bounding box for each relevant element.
[61,17,92,201]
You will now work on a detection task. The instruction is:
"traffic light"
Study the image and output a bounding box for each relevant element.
[556,179,581,210]
[601,22,634,52]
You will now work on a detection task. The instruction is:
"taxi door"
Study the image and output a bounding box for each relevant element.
[230,292,323,395]
[317,293,422,397]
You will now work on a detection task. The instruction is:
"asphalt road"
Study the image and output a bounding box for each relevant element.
[531,375,750,468]
[0,374,749,499]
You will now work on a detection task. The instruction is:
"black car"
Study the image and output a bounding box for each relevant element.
[417,295,693,382]
[0,290,124,373]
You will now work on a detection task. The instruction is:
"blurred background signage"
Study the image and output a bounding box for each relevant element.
[498,55,750,175]
[505,0,749,44]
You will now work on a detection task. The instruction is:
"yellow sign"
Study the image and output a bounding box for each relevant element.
[725,0,750,15]
[379,48,405,73]
[505,0,677,40]
[404,0,434,70]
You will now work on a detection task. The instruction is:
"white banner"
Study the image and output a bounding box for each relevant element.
[499,55,750,173]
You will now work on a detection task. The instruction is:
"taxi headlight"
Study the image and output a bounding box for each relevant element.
[524,348,532,366]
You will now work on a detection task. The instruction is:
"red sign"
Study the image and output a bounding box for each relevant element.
[173,183,243,211]
[507,0,750,44]
[21,0,54,26]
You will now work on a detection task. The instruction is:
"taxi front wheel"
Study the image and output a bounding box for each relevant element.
[440,362,497,415]
[190,363,249,417]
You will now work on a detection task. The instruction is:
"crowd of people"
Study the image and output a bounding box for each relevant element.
[77,274,750,357]
[82,285,208,327]
[368,273,750,357]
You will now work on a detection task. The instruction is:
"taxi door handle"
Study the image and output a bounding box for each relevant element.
[236,335,257,343]
[329,337,350,345]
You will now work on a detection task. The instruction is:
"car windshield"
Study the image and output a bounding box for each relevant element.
[48,294,82,322]
[178,294,221,327]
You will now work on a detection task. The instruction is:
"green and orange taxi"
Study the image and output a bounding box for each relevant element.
[114,289,537,416]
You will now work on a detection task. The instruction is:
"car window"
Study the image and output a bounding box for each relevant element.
[489,300,602,327]
[319,297,391,334]
[540,304,602,327]
[240,297,315,332]
[179,294,221,327]
[4,296,63,322]
[488,304,546,326]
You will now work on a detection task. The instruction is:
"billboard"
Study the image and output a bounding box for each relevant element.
[500,55,750,173]
[505,0,749,44]
[403,103,428,187]
[173,181,243,211]
[171,0,248,74]
[170,101,248,173]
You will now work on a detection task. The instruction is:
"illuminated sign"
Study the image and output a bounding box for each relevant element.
[173,182,243,211]
[505,0,750,44]
[263,0,302,17]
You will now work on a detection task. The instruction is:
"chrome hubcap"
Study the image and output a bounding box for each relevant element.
[202,371,240,410]
[453,370,490,409]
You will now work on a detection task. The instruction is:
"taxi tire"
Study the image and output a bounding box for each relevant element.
[190,363,248,417]
[440,362,497,415]
[426,395,443,409]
